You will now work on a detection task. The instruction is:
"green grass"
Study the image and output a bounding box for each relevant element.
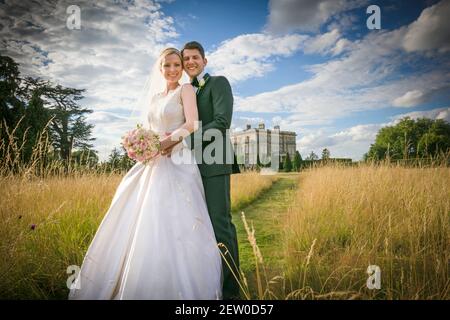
[233,173,300,299]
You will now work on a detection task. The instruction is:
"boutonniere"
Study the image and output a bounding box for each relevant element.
[196,73,210,95]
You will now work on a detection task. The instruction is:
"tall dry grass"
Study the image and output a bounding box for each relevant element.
[0,116,111,181]
[0,174,120,298]
[0,172,276,299]
[231,172,278,212]
[279,163,449,299]
[0,116,279,299]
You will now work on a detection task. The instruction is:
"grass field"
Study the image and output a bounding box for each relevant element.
[234,165,449,300]
[0,125,448,300]
[0,171,277,299]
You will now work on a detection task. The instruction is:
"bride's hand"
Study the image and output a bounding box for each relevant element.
[160,131,181,157]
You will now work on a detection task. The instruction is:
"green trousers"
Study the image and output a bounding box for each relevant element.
[201,174,241,299]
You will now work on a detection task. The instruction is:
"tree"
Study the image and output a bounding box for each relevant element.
[0,56,24,129]
[118,145,136,170]
[0,56,26,149]
[417,119,450,157]
[71,148,99,167]
[306,151,319,161]
[107,146,135,172]
[321,148,330,161]
[293,151,302,171]
[283,152,292,172]
[108,147,122,168]
[43,83,96,171]
[1,56,98,174]
[1,57,53,171]
[20,79,53,164]
[365,117,450,160]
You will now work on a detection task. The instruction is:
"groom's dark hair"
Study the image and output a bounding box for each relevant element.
[181,41,205,59]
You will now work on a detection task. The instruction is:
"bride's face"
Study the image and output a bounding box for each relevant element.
[160,53,183,83]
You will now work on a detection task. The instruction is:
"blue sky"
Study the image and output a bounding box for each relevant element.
[1,0,449,161]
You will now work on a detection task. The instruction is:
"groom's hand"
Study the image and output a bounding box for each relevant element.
[160,132,180,157]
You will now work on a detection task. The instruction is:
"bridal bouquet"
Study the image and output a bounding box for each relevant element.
[121,124,161,164]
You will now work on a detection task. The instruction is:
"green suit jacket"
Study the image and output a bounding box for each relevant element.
[186,74,240,177]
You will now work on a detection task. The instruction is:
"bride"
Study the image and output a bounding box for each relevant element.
[68,48,223,300]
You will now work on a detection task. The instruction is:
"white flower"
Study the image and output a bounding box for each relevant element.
[199,78,206,88]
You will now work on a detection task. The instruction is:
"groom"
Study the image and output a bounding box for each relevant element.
[164,41,241,299]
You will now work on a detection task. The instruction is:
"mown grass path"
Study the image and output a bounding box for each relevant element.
[231,173,300,298]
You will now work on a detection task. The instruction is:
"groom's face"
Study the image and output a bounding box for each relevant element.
[182,49,207,79]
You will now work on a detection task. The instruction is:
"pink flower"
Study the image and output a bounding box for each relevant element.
[123,124,160,164]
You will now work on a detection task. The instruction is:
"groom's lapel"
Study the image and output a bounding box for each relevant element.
[196,73,211,98]
[196,85,211,115]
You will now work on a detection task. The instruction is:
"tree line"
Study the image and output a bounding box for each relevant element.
[0,55,134,176]
[364,117,450,161]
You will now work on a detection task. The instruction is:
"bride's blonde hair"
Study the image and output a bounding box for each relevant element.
[159,47,182,66]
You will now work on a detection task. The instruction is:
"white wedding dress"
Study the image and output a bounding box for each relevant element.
[69,85,222,300]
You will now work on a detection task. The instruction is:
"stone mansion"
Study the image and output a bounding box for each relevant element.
[231,123,297,168]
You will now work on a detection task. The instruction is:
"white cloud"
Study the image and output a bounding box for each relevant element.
[230,116,266,132]
[207,33,307,83]
[327,12,360,33]
[296,123,383,160]
[403,0,450,54]
[236,5,450,119]
[390,107,450,123]
[331,38,353,56]
[295,106,450,161]
[87,111,128,124]
[265,0,368,33]
[332,124,381,142]
[303,29,343,55]
[271,113,334,128]
[392,90,426,107]
[267,114,383,160]
[297,130,337,150]
[237,28,403,113]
